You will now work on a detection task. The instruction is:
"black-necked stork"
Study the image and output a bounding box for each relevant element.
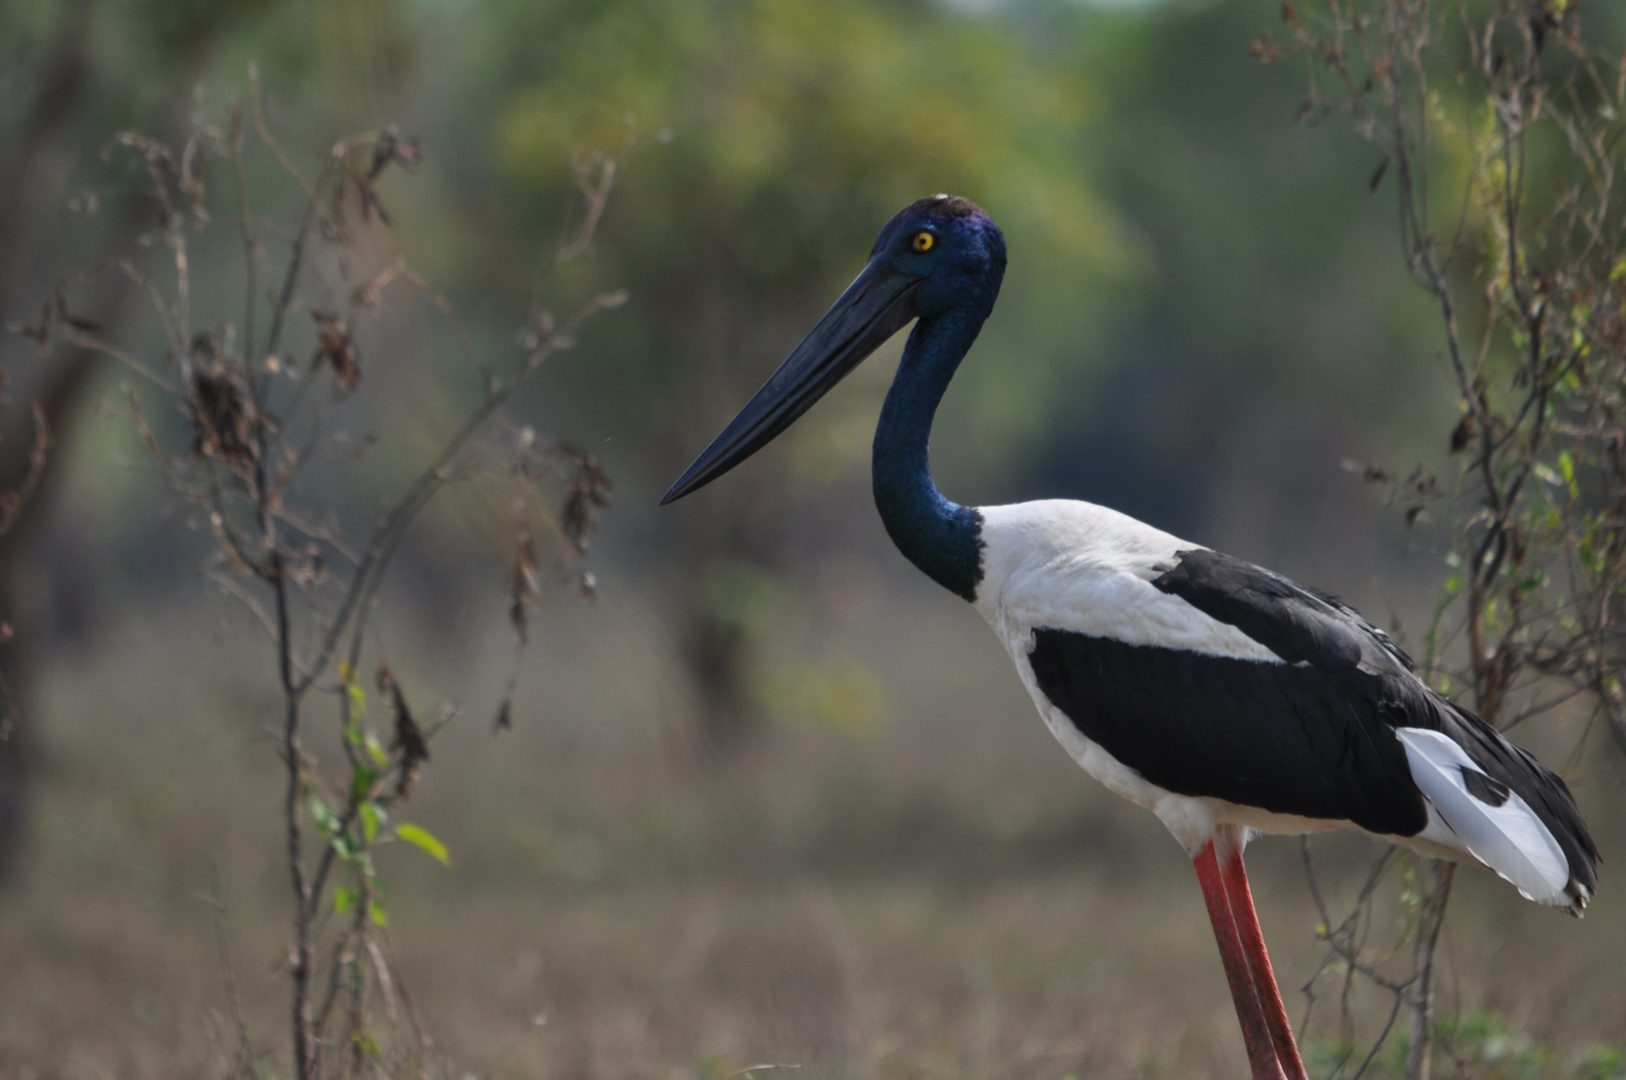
[661,195,1599,1080]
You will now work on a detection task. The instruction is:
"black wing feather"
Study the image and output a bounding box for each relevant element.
[1026,548,1598,903]
[1027,628,1430,835]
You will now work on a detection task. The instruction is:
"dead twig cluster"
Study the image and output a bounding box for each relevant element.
[14,74,628,1080]
[1260,3,1626,1076]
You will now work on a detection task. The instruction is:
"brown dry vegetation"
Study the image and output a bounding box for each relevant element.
[1,571,1621,1080]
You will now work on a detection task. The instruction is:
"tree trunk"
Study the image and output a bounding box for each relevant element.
[0,0,219,883]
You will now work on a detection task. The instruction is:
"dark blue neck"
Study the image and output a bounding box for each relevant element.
[872,308,985,602]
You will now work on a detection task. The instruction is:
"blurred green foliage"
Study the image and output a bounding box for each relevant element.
[2,0,1469,750]
[17,0,1624,735]
[3,0,1477,548]
[445,0,1136,491]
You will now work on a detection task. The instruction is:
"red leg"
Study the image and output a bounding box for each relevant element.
[1193,842,1286,1080]
[1220,847,1309,1080]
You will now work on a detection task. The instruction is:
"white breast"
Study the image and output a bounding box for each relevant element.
[972,500,1282,663]
[969,500,1296,852]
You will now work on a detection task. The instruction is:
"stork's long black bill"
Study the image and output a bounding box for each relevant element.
[661,258,921,504]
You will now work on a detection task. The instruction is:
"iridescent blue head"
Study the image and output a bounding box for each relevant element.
[869,194,1007,323]
[661,195,1006,506]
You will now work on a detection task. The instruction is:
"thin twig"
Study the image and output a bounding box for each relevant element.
[206,856,256,1078]
[0,404,51,540]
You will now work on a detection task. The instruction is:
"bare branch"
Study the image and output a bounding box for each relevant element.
[0,404,51,540]
[205,856,256,1079]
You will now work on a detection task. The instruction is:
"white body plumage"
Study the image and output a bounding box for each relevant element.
[970,498,1583,910]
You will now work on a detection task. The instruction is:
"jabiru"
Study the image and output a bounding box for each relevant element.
[661,195,1598,1080]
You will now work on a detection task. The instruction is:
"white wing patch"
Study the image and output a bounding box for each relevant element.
[976,500,1283,664]
[1396,728,1569,905]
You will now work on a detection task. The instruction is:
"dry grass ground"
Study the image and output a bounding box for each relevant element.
[1,567,1623,1080]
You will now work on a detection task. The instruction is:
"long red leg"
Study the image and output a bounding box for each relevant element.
[1220,847,1309,1080]
[1193,842,1286,1080]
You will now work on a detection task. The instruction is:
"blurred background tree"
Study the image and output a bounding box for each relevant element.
[0,0,293,878]
[455,0,1133,754]
[0,0,1444,801]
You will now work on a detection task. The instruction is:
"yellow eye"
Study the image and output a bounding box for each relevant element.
[912,231,935,252]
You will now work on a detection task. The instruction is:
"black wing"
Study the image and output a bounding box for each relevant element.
[1154,547,1417,674]
[1027,549,1597,901]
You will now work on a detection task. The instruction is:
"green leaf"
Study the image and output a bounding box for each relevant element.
[308,795,341,837]
[364,732,389,768]
[360,801,386,844]
[1516,569,1547,596]
[1558,450,1577,498]
[334,887,358,915]
[369,897,388,927]
[330,830,359,861]
[339,661,367,718]
[350,765,378,804]
[396,822,451,866]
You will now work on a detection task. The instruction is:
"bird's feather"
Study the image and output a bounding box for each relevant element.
[1397,727,1570,905]
[976,501,1597,909]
